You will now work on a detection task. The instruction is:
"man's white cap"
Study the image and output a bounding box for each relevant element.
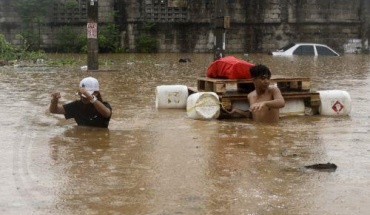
[79,77,99,95]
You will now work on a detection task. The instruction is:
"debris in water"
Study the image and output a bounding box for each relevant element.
[304,162,337,172]
[179,57,191,63]
[81,65,88,71]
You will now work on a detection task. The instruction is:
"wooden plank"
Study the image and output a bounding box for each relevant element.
[197,76,311,93]
[215,83,226,93]
[197,80,205,91]
[188,87,198,94]
[276,80,311,91]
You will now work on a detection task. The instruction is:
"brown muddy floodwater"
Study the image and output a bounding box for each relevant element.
[1,53,370,215]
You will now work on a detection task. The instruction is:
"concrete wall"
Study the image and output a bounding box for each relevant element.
[229,0,368,53]
[0,0,21,44]
[1,0,369,53]
[0,0,115,50]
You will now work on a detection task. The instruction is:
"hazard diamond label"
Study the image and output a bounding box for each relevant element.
[332,101,344,114]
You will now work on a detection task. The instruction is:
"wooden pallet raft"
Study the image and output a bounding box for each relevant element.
[190,76,321,115]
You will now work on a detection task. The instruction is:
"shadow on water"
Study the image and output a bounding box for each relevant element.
[1,53,370,214]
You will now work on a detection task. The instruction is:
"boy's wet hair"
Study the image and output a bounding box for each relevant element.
[250,64,271,79]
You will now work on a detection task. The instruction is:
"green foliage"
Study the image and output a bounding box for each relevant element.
[13,34,46,61]
[55,23,125,53]
[135,22,158,53]
[99,23,123,53]
[0,34,17,60]
[11,1,125,54]
[62,0,78,12]
[0,34,46,62]
[79,23,124,53]
[15,34,31,51]
[18,30,40,51]
[56,26,83,53]
[79,35,88,53]
[46,58,79,66]
[143,21,156,31]
[14,0,54,23]
[21,50,47,61]
[135,35,158,53]
[14,0,55,50]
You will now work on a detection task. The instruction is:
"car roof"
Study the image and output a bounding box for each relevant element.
[292,43,331,46]
[271,42,340,56]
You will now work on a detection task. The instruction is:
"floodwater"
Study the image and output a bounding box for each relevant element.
[1,53,370,215]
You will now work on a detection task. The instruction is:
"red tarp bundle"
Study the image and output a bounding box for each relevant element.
[206,56,254,79]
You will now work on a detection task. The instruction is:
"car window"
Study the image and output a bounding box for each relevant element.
[278,43,296,51]
[316,46,338,56]
[293,45,315,55]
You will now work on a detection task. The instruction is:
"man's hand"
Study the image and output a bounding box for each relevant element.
[51,92,61,101]
[78,87,93,100]
[50,91,65,114]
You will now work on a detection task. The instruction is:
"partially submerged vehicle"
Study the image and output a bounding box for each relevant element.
[270,43,340,56]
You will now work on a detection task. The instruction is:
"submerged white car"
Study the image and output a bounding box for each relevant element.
[270,43,340,56]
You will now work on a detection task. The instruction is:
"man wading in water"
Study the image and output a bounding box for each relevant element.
[49,77,112,128]
[227,64,285,123]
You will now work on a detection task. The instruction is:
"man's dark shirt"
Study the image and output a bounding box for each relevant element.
[63,100,112,128]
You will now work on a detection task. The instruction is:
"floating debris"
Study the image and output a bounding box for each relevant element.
[304,162,337,172]
[179,57,191,63]
[81,65,88,71]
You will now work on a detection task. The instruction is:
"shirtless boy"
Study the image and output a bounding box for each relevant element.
[227,64,285,123]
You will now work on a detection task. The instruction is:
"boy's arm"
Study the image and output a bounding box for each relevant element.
[268,87,285,108]
[79,88,111,118]
[225,108,251,118]
[249,88,285,112]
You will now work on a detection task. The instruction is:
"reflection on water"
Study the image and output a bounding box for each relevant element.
[1,53,370,214]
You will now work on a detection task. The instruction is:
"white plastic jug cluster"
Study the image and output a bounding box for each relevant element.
[187,92,220,119]
[318,90,351,116]
[155,85,189,109]
[280,99,306,115]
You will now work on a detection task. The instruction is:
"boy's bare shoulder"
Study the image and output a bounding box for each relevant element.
[268,86,280,91]
[247,90,256,98]
[269,86,282,94]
